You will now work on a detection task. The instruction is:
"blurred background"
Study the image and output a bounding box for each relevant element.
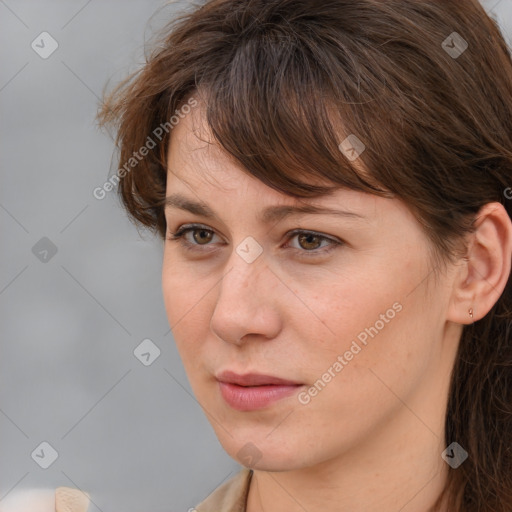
[0,1,511,511]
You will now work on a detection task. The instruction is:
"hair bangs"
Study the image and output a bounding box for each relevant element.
[196,26,389,200]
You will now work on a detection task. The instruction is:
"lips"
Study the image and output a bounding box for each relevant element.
[216,370,302,387]
[216,370,304,411]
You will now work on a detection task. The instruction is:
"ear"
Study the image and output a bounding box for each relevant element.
[447,202,512,324]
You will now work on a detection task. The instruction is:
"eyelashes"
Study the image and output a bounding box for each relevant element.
[166,224,344,258]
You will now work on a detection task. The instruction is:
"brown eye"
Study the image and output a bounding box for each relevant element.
[286,230,342,257]
[166,225,220,250]
[192,228,214,245]
[297,232,323,251]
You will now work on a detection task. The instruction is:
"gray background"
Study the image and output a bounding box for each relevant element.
[0,1,511,511]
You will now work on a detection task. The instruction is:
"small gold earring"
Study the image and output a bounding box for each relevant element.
[468,307,473,319]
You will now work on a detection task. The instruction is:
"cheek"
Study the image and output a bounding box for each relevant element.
[290,298,429,449]
[293,276,398,352]
[311,278,433,405]
[162,261,206,344]
[293,258,429,383]
[161,257,224,380]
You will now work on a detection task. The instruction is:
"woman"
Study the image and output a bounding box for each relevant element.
[98,0,512,510]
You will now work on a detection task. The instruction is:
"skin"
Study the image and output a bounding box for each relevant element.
[161,100,512,512]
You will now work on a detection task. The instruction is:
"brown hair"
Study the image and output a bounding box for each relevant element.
[97,0,512,510]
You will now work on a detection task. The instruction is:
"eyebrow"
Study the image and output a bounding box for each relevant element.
[164,193,366,224]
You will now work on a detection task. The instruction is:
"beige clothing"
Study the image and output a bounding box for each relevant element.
[2,472,250,512]
[52,472,252,512]
[0,487,89,512]
[54,488,90,512]
[195,469,253,512]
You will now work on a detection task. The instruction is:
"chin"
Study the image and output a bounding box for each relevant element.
[216,430,313,472]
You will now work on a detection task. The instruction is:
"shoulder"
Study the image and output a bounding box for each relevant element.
[0,487,89,512]
[195,469,253,512]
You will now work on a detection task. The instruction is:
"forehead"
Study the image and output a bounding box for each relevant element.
[165,96,382,221]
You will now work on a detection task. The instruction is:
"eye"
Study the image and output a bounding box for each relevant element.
[167,224,220,251]
[167,224,343,257]
[285,229,340,254]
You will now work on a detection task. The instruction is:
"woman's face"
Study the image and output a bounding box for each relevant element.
[162,104,460,472]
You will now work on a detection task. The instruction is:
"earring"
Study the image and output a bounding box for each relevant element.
[468,307,473,320]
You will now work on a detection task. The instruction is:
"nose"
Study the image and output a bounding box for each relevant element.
[209,250,282,346]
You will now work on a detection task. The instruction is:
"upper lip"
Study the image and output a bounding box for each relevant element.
[216,370,302,387]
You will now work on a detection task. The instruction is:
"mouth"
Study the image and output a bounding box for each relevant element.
[215,370,304,411]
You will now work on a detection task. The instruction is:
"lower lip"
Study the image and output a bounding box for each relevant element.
[218,381,303,411]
